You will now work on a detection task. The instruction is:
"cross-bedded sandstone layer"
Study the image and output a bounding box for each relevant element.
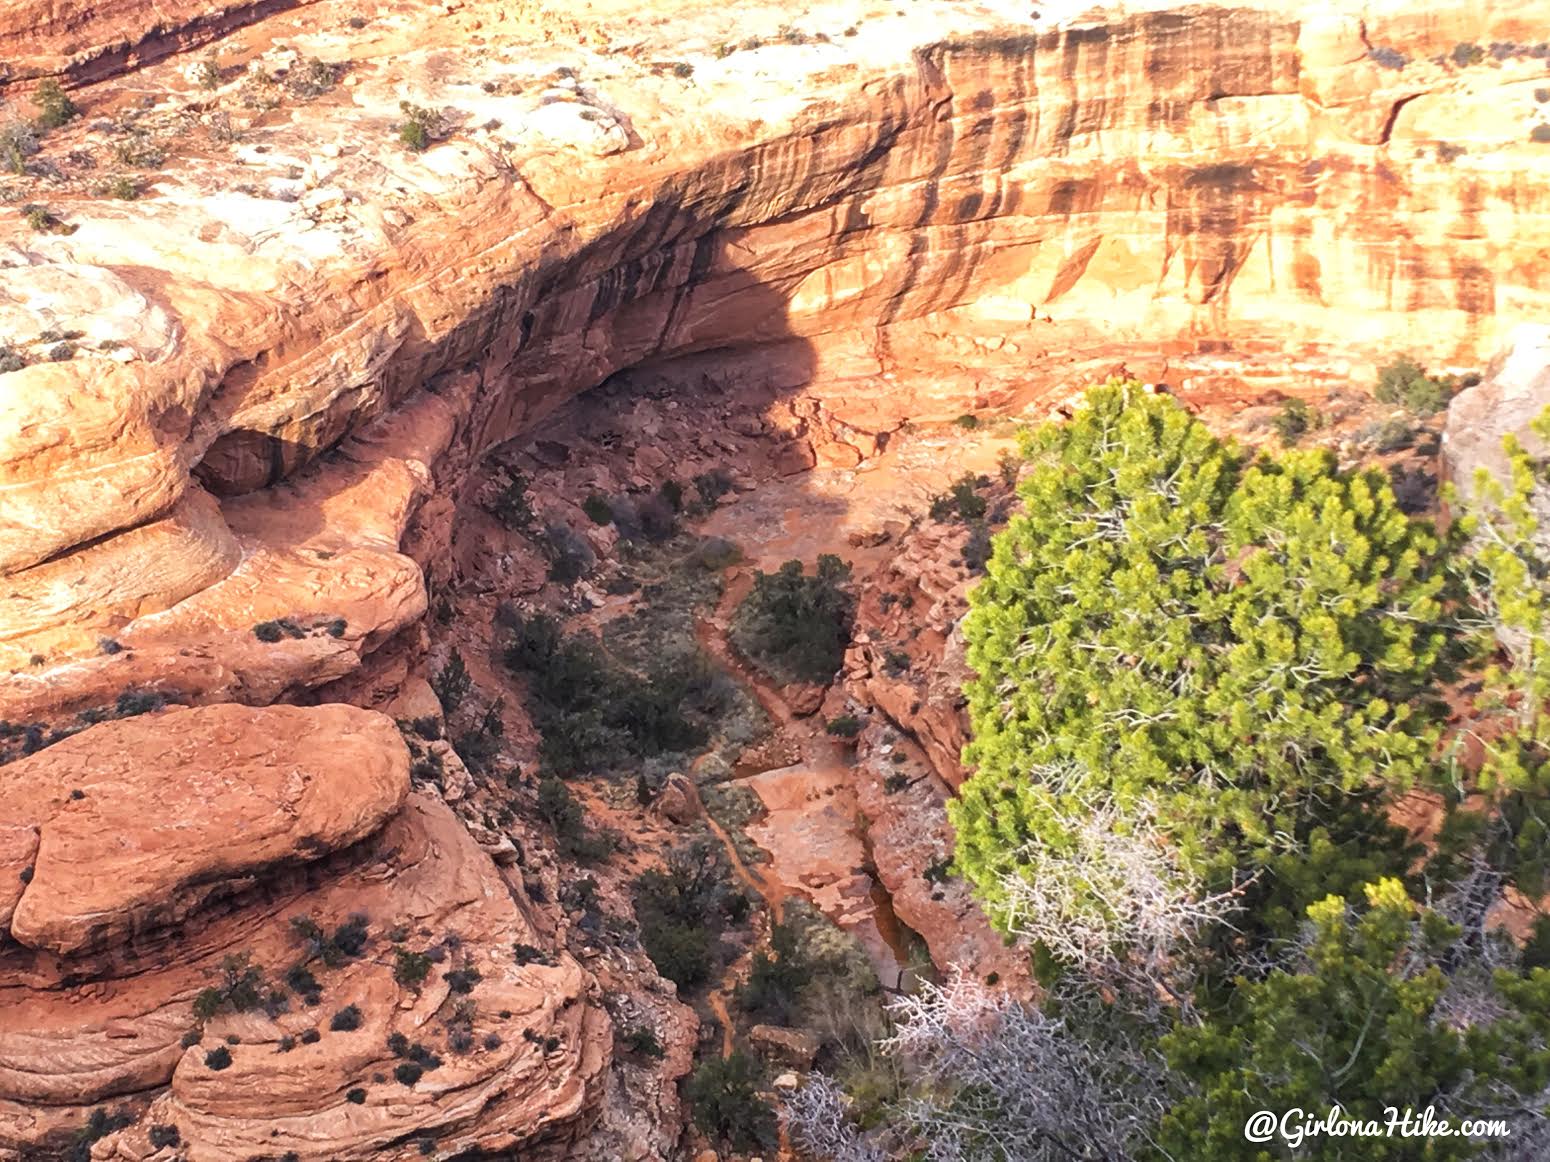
[4,0,1550,699]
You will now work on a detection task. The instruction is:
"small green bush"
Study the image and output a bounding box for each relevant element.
[346,1087,366,1104]
[397,103,444,152]
[622,1026,665,1057]
[825,714,863,738]
[1271,398,1318,445]
[204,1046,232,1071]
[33,80,79,130]
[431,649,472,713]
[730,555,854,684]
[193,953,266,1020]
[394,949,433,988]
[1450,42,1485,67]
[685,1053,777,1151]
[954,413,979,429]
[582,493,613,524]
[148,1125,181,1149]
[1374,356,1456,415]
[635,838,730,991]
[329,1004,363,1032]
[930,474,989,522]
[1531,124,1550,144]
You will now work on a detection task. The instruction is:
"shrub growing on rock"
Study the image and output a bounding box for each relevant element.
[686,1052,778,1152]
[32,80,79,130]
[730,555,854,684]
[1375,355,1466,415]
[634,837,731,991]
[329,1004,363,1032]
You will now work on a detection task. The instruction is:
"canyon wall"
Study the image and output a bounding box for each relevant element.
[4,0,1550,701]
[2,0,1550,1155]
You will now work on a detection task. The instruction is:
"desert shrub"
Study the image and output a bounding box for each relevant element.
[737,919,810,1024]
[1366,45,1407,69]
[502,611,710,774]
[22,203,59,231]
[193,954,267,1020]
[204,1046,232,1071]
[147,1125,180,1149]
[0,345,26,374]
[634,837,730,991]
[111,132,166,169]
[69,1107,133,1161]
[693,467,735,507]
[329,1004,363,1032]
[686,1053,778,1151]
[536,776,613,861]
[1270,398,1318,444]
[622,1025,666,1058]
[345,1088,366,1104]
[730,555,854,683]
[1375,356,1462,414]
[826,714,863,738]
[486,470,534,530]
[1451,41,1485,67]
[543,522,596,583]
[431,649,472,713]
[963,521,992,572]
[954,413,979,429]
[285,57,340,99]
[1532,124,1550,145]
[445,965,482,995]
[454,701,504,774]
[394,1061,423,1086]
[0,119,38,173]
[582,493,613,524]
[930,474,989,522]
[32,80,79,130]
[397,102,446,151]
[288,913,369,970]
[394,949,433,988]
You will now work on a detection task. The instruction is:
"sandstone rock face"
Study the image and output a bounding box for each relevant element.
[1,0,1547,1154]
[0,706,608,1160]
[3,0,1549,707]
[0,702,408,956]
[1443,323,1550,517]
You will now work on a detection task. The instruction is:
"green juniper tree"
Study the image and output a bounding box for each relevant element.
[950,382,1450,948]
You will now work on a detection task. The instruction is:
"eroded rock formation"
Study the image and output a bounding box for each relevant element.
[3,0,1549,1154]
[0,703,608,1160]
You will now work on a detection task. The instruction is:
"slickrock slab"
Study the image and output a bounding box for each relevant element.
[0,794,607,1160]
[0,702,409,955]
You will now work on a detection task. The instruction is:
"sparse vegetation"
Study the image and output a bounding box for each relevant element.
[825,714,863,738]
[397,102,447,152]
[32,80,79,130]
[431,649,472,713]
[1375,355,1468,415]
[634,836,735,990]
[730,555,854,684]
[329,1004,363,1032]
[685,1052,778,1152]
[929,474,989,522]
[193,953,267,1021]
[1270,397,1318,444]
[394,949,434,989]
